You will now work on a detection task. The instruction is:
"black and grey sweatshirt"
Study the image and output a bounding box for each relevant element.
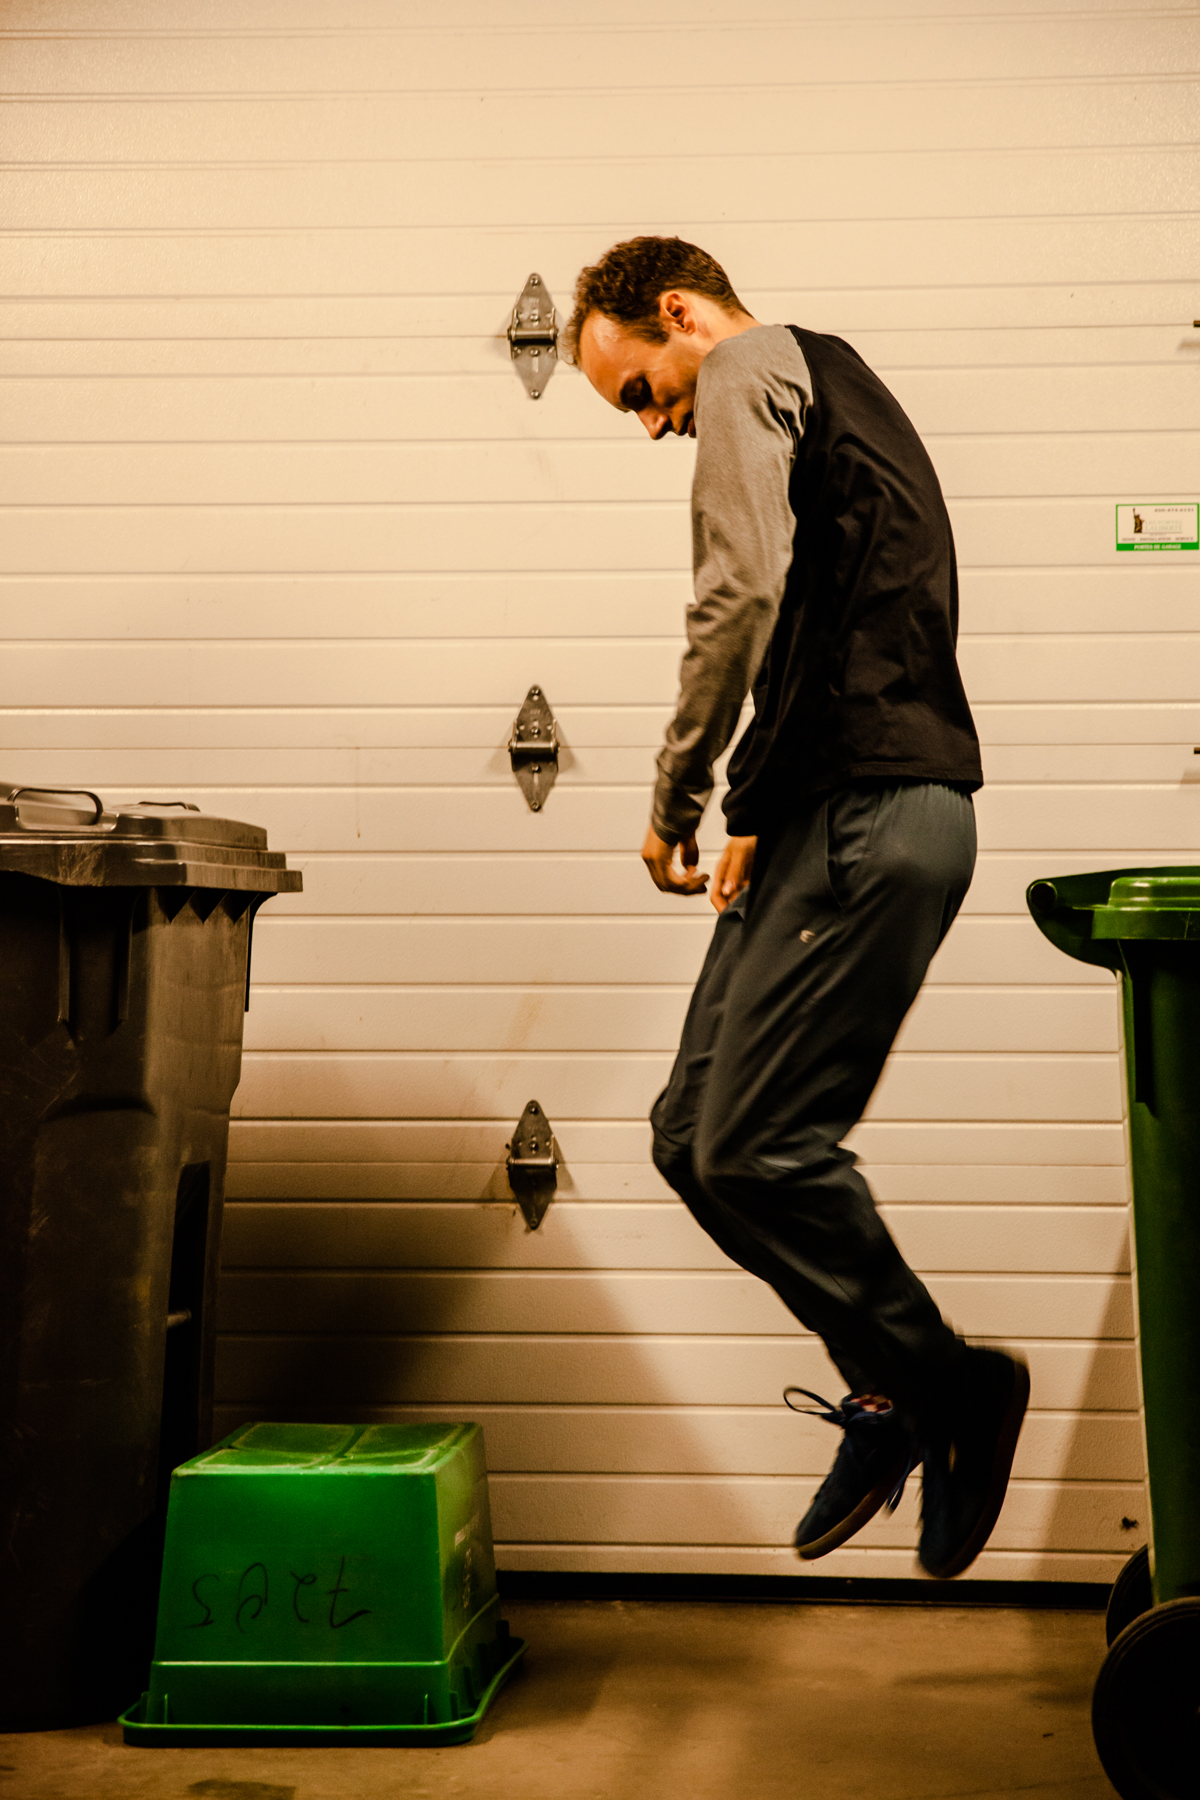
[651,323,982,846]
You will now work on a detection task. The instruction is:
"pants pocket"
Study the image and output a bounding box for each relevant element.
[823,786,884,911]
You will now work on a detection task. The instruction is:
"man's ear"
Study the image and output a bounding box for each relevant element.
[659,290,694,334]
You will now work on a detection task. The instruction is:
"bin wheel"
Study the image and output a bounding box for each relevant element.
[1107,1544,1153,1646]
[1092,1598,1200,1800]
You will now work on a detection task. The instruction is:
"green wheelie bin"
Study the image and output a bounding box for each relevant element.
[1027,868,1200,1800]
[0,784,300,1731]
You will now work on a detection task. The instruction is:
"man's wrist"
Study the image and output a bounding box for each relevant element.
[652,775,704,850]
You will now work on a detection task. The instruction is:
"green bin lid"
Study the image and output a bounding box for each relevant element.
[0,782,301,893]
[183,1421,475,1474]
[1029,867,1200,943]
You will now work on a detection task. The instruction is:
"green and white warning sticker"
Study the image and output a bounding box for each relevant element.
[1116,502,1199,552]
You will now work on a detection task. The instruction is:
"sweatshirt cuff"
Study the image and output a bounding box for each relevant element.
[651,769,708,848]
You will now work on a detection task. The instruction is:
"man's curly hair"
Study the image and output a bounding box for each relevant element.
[564,236,744,361]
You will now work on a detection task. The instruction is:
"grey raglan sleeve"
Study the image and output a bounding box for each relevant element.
[651,332,808,847]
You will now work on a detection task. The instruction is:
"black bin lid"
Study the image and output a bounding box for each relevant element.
[0,784,302,893]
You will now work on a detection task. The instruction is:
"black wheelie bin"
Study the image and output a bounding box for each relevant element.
[0,785,300,1730]
[1028,868,1200,1800]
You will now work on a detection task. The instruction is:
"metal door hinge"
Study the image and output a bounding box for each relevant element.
[506,1099,558,1230]
[508,273,558,399]
[508,685,558,812]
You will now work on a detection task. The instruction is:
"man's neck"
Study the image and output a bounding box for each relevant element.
[705,308,760,346]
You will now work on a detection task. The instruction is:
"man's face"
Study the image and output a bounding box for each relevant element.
[577,308,705,440]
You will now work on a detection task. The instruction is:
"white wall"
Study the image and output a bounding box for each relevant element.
[3,0,1198,1581]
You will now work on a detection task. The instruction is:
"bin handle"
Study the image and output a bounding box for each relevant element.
[138,800,201,812]
[10,786,104,823]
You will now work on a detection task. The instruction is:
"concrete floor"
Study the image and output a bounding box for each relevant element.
[1,1600,1118,1800]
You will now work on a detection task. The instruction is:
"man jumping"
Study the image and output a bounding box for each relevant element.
[567,236,1028,1578]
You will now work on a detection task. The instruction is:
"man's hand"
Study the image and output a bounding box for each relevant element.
[641,825,709,896]
[711,835,757,913]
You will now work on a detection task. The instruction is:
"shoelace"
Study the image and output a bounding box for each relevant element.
[784,1385,919,1515]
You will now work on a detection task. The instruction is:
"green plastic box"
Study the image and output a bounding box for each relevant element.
[120,1421,525,1746]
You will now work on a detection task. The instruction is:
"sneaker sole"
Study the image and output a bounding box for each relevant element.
[795,1455,913,1561]
[920,1354,1031,1580]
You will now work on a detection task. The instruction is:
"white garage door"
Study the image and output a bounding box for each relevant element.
[3,0,1197,1582]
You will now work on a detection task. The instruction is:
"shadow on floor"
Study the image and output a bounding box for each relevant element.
[0,1599,1117,1800]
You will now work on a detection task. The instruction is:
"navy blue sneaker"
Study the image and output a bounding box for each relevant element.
[786,1388,920,1561]
[918,1347,1030,1579]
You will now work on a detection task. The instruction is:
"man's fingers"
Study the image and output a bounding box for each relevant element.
[641,825,708,894]
[648,857,708,894]
[709,836,756,912]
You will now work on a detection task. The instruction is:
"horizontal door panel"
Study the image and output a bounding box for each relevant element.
[3,740,1195,794]
[4,496,1190,574]
[219,1198,1129,1272]
[0,703,684,748]
[0,281,1191,343]
[208,1399,1142,1483]
[7,18,1192,93]
[960,564,1200,635]
[251,917,716,984]
[223,1160,674,1204]
[2,219,1190,305]
[0,838,1147,924]
[0,644,684,707]
[6,145,1196,236]
[2,570,1199,647]
[0,744,673,789]
[2,696,1194,754]
[975,785,1200,851]
[862,1165,1127,1205]
[13,80,1197,162]
[487,1543,1127,1580]
[234,1050,674,1121]
[231,1050,1118,1125]
[0,321,1190,378]
[222,1152,1127,1204]
[247,916,1102,985]
[227,1116,659,1165]
[982,746,1200,784]
[259,855,708,918]
[240,851,1187,920]
[890,1207,1128,1273]
[0,570,693,639]
[0,436,1195,513]
[214,1333,1138,1411]
[1,358,1190,437]
[240,983,1117,1054]
[893,988,1117,1054]
[216,1269,1130,1338]
[225,1117,1125,1176]
[0,500,693,575]
[965,639,1200,706]
[216,1268,802,1335]
[845,1122,1122,1165]
[11,637,1200,711]
[964,851,1188,916]
[864,1054,1119,1124]
[484,1472,1142,1553]
[244,986,694,1052]
[975,706,1200,745]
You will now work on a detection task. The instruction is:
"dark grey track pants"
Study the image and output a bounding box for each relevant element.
[651,781,977,1424]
